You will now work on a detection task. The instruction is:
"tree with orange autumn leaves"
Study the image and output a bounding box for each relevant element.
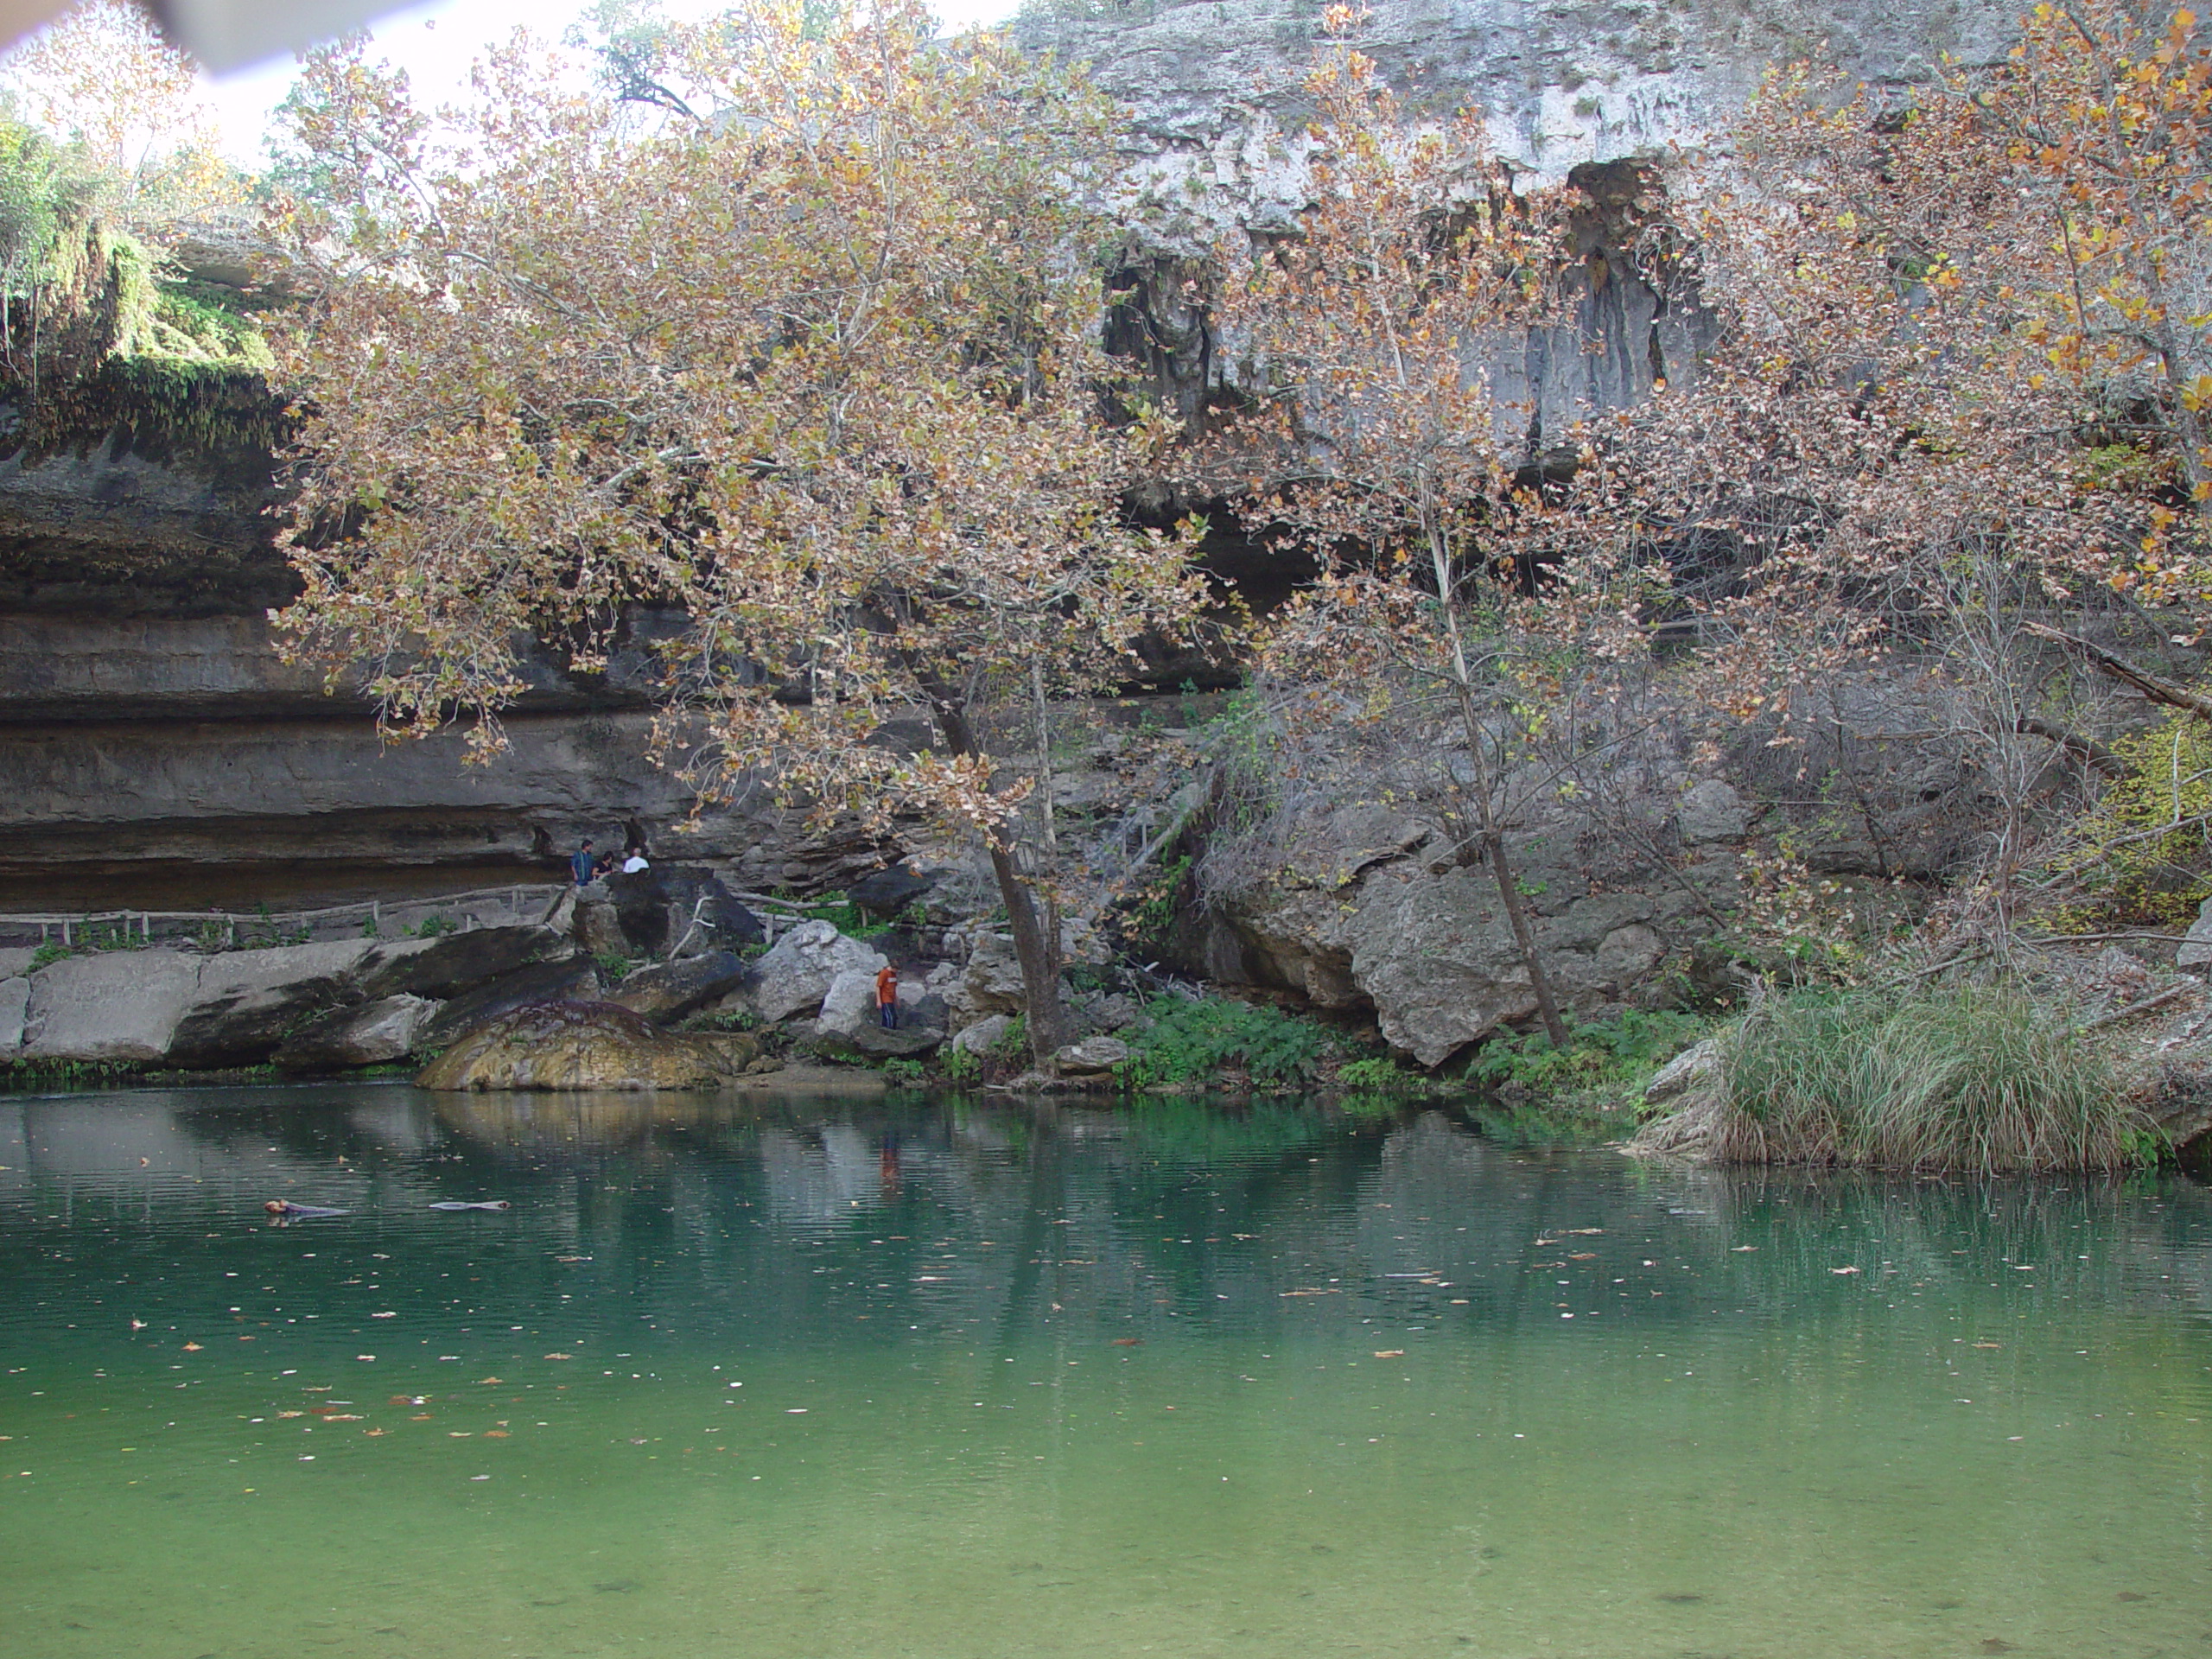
[270,0,2212,1066]
[1557,0,2212,932]
[1199,27,1678,1041]
[268,2,1209,1071]
[1208,0,2212,978]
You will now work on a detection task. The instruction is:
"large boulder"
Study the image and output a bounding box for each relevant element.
[574,896,628,957]
[950,931,1028,1019]
[602,864,765,956]
[416,1001,756,1091]
[1229,868,1696,1067]
[950,1014,1012,1056]
[849,864,944,918]
[854,1022,942,1057]
[749,921,887,1023]
[1676,779,1750,844]
[817,967,885,1036]
[420,957,603,1048]
[2177,895,2212,971]
[22,950,200,1063]
[357,924,575,1000]
[1078,991,1146,1033]
[607,951,749,1022]
[1054,1036,1128,1075]
[165,938,382,1067]
[0,976,27,1050]
[812,1021,944,1060]
[274,995,442,1073]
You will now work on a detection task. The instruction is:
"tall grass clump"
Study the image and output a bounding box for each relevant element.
[1719,983,2148,1173]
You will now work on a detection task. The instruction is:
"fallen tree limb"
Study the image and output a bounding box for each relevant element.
[2013,716,2127,778]
[2023,622,2212,723]
[2073,982,2192,1034]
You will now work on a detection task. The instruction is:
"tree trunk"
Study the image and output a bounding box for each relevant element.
[932,696,1067,1074]
[987,836,1067,1071]
[1424,519,1572,1047]
[1480,826,1570,1047]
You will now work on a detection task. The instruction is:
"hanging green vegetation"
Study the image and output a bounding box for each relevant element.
[0,117,277,454]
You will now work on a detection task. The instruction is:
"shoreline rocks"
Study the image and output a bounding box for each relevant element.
[4,922,577,1071]
[416,1001,759,1091]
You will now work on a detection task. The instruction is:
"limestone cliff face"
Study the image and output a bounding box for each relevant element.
[1030,0,2019,446]
[0,407,906,908]
[0,1,2016,914]
[1019,0,2019,201]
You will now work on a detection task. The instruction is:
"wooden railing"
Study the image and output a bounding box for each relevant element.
[0,881,826,953]
[0,885,569,950]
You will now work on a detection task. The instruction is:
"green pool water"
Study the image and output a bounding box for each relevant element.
[2,1083,2209,1659]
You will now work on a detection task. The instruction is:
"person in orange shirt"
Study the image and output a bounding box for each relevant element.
[874,963,899,1029]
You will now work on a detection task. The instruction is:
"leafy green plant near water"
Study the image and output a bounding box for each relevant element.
[1115,995,1338,1090]
[1470,1008,1707,1109]
[1718,984,2145,1173]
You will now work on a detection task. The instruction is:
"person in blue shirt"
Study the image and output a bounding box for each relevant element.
[571,837,598,886]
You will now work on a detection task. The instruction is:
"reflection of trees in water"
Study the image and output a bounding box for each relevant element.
[20,1088,2209,1372]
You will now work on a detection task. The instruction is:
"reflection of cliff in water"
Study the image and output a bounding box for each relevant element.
[11,1083,2205,1357]
[429,1089,741,1157]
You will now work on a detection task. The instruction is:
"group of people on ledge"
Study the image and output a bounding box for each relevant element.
[571,834,650,887]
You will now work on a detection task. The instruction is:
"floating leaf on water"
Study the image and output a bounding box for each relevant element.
[482,1430,510,1438]
[363,1429,386,1437]
[181,1343,202,1351]
[543,1354,573,1361]
[1731,1245,1757,1252]
[1830,1267,1862,1275]
[276,1411,305,1420]
[1111,1338,1143,1347]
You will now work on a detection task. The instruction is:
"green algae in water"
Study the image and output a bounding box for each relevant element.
[1,1084,2209,1658]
